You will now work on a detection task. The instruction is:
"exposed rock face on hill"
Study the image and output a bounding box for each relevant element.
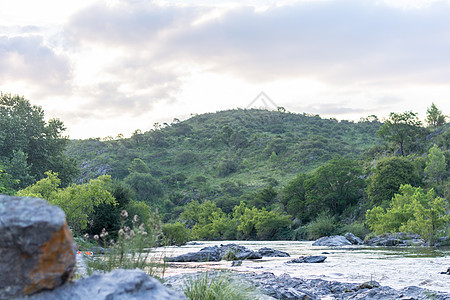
[0,196,76,298]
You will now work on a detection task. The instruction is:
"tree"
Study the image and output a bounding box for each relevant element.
[282,157,364,222]
[424,145,447,184]
[367,156,421,207]
[180,200,233,240]
[0,93,78,186]
[18,172,116,233]
[426,103,446,128]
[124,172,163,204]
[377,111,423,156]
[366,184,449,245]
[0,166,15,195]
[282,173,313,223]
[128,158,150,174]
[306,157,365,216]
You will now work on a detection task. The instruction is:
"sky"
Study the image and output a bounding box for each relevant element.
[1,0,449,139]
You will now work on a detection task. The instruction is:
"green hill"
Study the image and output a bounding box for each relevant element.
[67,109,382,217]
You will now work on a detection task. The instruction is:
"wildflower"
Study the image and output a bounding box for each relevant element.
[84,233,89,239]
[93,235,99,241]
[120,210,128,219]
[133,215,139,224]
[100,228,108,238]
[139,223,145,230]
[124,226,130,232]
[130,230,135,238]
[119,229,125,236]
[141,231,148,236]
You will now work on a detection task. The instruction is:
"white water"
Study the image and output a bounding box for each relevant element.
[154,241,450,293]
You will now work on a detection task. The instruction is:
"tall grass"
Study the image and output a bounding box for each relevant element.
[183,271,257,300]
[85,210,166,279]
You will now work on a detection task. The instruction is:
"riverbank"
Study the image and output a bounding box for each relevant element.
[155,241,450,294]
[164,271,450,300]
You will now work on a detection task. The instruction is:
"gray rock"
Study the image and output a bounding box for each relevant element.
[365,233,426,246]
[165,243,262,262]
[231,260,242,267]
[257,247,290,257]
[25,269,186,300]
[312,235,352,246]
[165,271,450,300]
[0,196,76,299]
[344,232,363,245]
[286,255,327,263]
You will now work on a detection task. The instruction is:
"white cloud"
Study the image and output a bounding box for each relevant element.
[1,0,450,138]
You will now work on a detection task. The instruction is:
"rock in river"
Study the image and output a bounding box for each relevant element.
[165,243,262,262]
[312,235,352,246]
[286,255,327,264]
[257,247,290,257]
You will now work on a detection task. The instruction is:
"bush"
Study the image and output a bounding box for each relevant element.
[339,222,368,240]
[162,222,191,246]
[306,214,338,240]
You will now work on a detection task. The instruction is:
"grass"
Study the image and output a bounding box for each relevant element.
[183,271,258,300]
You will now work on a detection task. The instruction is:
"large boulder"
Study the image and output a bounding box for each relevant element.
[312,235,352,247]
[24,269,186,300]
[165,244,262,262]
[0,196,76,299]
[344,232,363,245]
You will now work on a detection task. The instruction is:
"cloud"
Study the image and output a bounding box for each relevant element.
[64,0,450,91]
[0,35,72,95]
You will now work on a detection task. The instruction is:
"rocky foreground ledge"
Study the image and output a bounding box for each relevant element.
[165,271,450,300]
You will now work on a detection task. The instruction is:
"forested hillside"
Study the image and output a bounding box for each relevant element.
[66,109,382,213]
[2,93,448,245]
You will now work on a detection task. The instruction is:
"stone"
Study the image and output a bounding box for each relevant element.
[344,232,363,245]
[165,271,450,300]
[440,267,450,275]
[24,269,186,300]
[364,233,426,247]
[0,196,76,299]
[286,256,327,264]
[257,247,290,257]
[231,260,242,267]
[312,235,352,246]
[165,243,262,262]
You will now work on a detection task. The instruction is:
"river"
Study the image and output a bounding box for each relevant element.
[154,241,450,293]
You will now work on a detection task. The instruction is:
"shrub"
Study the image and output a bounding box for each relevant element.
[306,214,338,240]
[339,222,368,240]
[162,222,191,246]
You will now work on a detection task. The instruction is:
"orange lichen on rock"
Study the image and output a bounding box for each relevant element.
[24,222,76,295]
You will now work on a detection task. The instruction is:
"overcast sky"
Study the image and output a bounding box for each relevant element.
[1,0,449,139]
